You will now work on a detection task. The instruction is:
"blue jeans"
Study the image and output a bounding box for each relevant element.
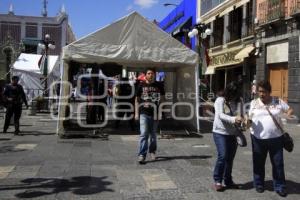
[138,114,158,157]
[213,132,237,185]
[251,135,285,191]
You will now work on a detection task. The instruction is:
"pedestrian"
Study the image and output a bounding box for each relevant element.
[135,68,165,164]
[248,80,293,197]
[251,80,257,100]
[2,76,28,135]
[212,81,243,191]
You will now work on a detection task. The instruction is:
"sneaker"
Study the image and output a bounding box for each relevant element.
[14,130,20,135]
[276,189,287,197]
[214,183,224,192]
[255,186,264,193]
[224,182,242,189]
[138,155,145,164]
[149,153,156,161]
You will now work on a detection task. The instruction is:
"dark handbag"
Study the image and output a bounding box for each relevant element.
[265,106,294,152]
[235,128,247,147]
[282,132,294,152]
[226,99,247,147]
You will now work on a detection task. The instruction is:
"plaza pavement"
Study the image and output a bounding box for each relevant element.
[0,111,300,200]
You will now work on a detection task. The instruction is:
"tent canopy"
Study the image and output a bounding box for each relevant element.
[13,53,59,75]
[12,53,60,100]
[63,12,199,69]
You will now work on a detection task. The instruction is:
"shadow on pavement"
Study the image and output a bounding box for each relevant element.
[0,176,113,198]
[150,155,212,163]
[0,145,26,153]
[18,131,55,135]
[239,180,300,194]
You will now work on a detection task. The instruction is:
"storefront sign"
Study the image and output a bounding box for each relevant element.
[210,49,241,66]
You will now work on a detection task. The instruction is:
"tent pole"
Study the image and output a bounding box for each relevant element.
[195,64,200,132]
[57,60,70,136]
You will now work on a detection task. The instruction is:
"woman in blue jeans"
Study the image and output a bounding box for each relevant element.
[212,82,242,191]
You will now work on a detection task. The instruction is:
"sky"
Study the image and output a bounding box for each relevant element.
[0,0,182,39]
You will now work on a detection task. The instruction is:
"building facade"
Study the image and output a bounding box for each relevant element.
[200,0,256,101]
[256,0,300,117]
[159,0,198,50]
[0,5,75,82]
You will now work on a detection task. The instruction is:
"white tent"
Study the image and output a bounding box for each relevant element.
[58,12,200,135]
[12,53,60,100]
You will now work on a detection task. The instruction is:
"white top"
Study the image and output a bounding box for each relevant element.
[249,97,289,139]
[213,97,239,135]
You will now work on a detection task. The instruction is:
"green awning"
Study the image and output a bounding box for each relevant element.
[22,38,41,46]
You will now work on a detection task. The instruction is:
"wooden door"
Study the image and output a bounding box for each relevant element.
[269,65,288,101]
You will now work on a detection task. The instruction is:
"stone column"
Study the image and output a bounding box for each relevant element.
[210,21,214,47]
[21,21,26,39]
[37,22,43,54]
[223,14,229,45]
[242,4,247,37]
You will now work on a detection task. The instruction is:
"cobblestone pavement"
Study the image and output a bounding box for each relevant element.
[0,111,300,200]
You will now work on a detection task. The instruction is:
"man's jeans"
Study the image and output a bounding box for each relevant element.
[213,132,237,185]
[251,135,286,191]
[138,114,158,157]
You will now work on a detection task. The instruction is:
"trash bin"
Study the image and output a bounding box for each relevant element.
[28,100,37,115]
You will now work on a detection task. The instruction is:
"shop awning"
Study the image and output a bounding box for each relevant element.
[219,6,234,17]
[205,66,215,75]
[234,45,255,60]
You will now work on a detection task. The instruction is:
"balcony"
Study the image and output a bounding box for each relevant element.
[290,0,300,16]
[258,0,287,25]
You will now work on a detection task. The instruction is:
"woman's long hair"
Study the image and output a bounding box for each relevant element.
[220,81,241,103]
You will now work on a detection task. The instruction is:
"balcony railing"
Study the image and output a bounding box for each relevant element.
[290,0,300,15]
[258,0,287,25]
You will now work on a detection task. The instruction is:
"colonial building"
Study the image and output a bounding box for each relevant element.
[159,0,197,50]
[0,3,76,82]
[256,0,300,117]
[200,0,255,101]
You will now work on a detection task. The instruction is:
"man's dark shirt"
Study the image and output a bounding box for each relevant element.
[3,84,28,106]
[136,81,165,116]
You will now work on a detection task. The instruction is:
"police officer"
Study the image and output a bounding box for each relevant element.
[3,76,28,134]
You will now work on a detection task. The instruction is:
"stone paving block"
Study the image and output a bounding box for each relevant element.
[0,165,15,173]
[146,180,177,191]
[7,165,40,179]
[0,172,9,179]
[15,143,37,150]
[121,135,139,142]
[150,189,185,200]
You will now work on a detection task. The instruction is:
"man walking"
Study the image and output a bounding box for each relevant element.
[2,76,28,135]
[135,68,165,164]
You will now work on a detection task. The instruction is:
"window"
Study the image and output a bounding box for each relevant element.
[213,17,224,47]
[246,0,254,36]
[229,7,243,42]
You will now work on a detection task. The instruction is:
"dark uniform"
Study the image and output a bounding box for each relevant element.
[115,78,135,130]
[3,77,28,134]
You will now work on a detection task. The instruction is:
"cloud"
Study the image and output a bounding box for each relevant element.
[134,0,158,9]
[126,5,133,11]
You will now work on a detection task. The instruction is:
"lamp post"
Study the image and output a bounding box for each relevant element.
[188,18,212,99]
[38,34,55,97]
[163,3,178,7]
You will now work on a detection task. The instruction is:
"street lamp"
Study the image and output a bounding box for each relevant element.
[163,3,178,7]
[38,34,55,97]
[188,18,212,99]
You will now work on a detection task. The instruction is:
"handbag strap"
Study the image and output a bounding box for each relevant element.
[265,106,284,134]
